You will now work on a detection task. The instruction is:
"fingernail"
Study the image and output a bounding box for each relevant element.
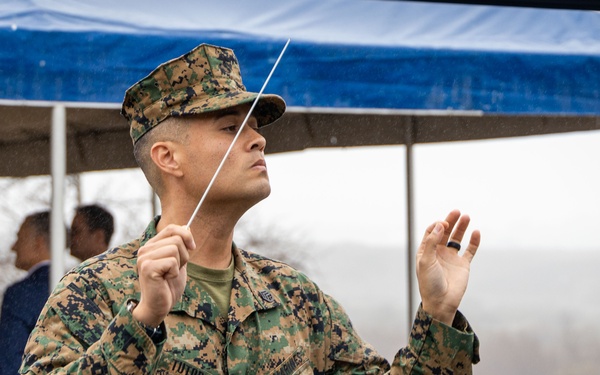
[433,223,442,233]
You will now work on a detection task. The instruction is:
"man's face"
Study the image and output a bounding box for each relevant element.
[179,104,272,208]
[70,213,94,261]
[11,219,39,271]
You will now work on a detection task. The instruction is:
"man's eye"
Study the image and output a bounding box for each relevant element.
[223,123,259,133]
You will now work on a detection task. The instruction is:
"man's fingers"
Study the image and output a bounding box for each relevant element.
[140,237,184,258]
[139,244,182,262]
[138,254,182,279]
[138,240,190,281]
[140,225,195,267]
[154,258,182,279]
[420,211,478,259]
[462,230,481,263]
[421,220,448,244]
[420,222,436,243]
[153,224,196,252]
[441,210,461,244]
[448,214,470,245]
[421,221,444,257]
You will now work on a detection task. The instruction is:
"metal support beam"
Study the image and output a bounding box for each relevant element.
[50,105,66,291]
[405,120,416,331]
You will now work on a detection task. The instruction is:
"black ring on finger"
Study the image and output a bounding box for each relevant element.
[446,241,461,251]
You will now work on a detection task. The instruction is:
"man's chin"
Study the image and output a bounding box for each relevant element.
[245,184,271,208]
[251,185,271,204]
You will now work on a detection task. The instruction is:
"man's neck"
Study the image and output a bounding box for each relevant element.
[157,209,236,270]
[26,259,51,275]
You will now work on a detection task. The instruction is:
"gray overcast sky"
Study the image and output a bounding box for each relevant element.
[245,128,600,252]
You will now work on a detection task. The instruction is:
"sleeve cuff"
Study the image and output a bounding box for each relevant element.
[394,304,480,372]
[99,302,165,374]
[414,305,480,364]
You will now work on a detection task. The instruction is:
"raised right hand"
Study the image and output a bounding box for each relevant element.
[133,224,195,327]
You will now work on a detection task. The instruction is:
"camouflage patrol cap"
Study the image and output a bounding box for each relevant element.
[121,44,286,144]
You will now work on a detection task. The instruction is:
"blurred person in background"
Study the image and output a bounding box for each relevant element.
[69,204,114,262]
[0,211,52,375]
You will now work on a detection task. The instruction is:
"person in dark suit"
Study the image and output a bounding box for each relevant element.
[69,204,114,262]
[0,211,52,375]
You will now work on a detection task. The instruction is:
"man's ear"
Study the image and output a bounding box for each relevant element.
[34,234,44,248]
[150,142,184,177]
[36,234,51,255]
[91,229,106,247]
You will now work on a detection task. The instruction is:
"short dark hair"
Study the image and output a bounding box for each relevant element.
[75,204,114,245]
[26,210,51,245]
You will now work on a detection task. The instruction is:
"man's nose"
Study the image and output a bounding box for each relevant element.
[247,127,266,151]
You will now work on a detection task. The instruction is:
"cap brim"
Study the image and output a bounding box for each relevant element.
[178,91,286,127]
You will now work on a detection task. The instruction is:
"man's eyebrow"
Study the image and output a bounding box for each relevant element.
[214,109,242,120]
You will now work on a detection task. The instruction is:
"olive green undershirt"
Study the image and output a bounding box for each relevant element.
[186,257,235,320]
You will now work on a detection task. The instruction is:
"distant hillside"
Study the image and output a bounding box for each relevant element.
[304,244,600,375]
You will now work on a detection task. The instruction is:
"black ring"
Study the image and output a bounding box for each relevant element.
[446,241,461,251]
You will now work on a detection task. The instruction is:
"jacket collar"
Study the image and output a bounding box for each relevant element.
[135,217,281,330]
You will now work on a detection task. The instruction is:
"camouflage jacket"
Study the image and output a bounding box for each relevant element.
[21,219,479,374]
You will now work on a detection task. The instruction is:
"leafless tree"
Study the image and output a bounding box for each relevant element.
[234,217,313,273]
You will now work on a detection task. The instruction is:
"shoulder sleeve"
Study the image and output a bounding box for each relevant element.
[20,274,163,375]
[321,292,392,373]
[319,290,479,374]
[392,305,480,375]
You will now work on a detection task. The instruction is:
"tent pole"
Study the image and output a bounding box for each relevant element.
[50,105,66,292]
[405,120,416,333]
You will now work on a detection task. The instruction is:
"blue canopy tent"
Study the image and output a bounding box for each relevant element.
[2,0,599,174]
[1,0,599,326]
[2,0,600,173]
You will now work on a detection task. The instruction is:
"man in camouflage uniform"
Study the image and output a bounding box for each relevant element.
[21,44,481,374]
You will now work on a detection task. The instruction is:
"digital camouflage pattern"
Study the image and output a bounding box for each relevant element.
[21,218,479,374]
[121,44,286,144]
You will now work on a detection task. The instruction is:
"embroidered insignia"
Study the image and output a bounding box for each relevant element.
[258,290,274,303]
